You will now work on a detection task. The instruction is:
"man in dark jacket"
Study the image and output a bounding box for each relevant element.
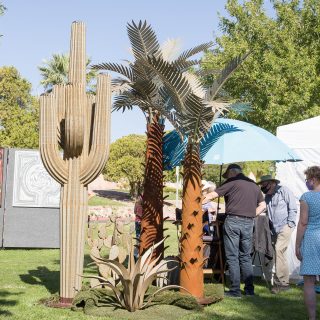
[210,164,266,297]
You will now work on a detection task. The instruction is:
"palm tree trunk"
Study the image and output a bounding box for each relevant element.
[180,142,204,298]
[140,114,164,260]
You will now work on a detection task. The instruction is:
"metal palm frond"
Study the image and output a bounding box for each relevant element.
[113,94,152,112]
[205,52,250,101]
[146,56,193,111]
[160,38,182,62]
[163,122,243,169]
[194,68,220,77]
[199,122,243,158]
[177,41,213,62]
[183,94,215,142]
[111,78,132,95]
[172,59,200,72]
[92,62,134,81]
[183,72,205,99]
[206,101,229,114]
[159,108,183,134]
[163,130,188,169]
[130,59,155,81]
[127,20,161,60]
[130,78,158,103]
[155,89,185,134]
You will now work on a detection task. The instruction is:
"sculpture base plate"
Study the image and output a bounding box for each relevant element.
[196,296,217,305]
[48,297,73,308]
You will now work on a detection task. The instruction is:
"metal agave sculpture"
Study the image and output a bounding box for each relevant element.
[84,239,182,312]
[92,20,213,261]
[39,22,111,305]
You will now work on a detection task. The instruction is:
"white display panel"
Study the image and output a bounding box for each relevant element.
[12,150,60,207]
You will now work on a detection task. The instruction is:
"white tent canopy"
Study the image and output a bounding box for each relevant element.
[276,116,320,279]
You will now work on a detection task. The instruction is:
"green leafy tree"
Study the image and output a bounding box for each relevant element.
[203,161,275,185]
[202,164,223,184]
[38,53,97,92]
[163,168,176,183]
[0,66,39,148]
[242,161,275,181]
[104,134,146,197]
[203,0,320,133]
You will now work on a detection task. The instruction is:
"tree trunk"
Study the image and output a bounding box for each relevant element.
[140,114,164,260]
[180,143,204,298]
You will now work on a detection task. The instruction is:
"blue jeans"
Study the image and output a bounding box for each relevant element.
[224,215,254,295]
[135,221,141,240]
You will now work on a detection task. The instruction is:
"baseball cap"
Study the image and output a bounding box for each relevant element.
[222,163,242,179]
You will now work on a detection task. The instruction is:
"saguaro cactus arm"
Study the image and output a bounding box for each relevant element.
[68,21,86,84]
[80,73,111,185]
[64,83,85,157]
[54,84,66,147]
[39,94,68,184]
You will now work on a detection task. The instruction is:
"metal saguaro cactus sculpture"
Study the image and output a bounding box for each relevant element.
[39,21,111,305]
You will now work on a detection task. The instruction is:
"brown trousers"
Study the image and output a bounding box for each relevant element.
[266,224,293,286]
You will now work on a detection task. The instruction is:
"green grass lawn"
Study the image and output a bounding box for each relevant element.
[88,195,126,207]
[0,222,319,319]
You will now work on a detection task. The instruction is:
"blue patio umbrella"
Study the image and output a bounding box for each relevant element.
[163,118,301,169]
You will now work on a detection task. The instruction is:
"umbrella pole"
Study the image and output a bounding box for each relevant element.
[175,166,180,208]
[217,164,223,214]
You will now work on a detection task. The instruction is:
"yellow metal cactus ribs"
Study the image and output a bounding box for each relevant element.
[39,21,111,306]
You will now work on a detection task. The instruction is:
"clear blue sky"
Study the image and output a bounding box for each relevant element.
[0,1,272,141]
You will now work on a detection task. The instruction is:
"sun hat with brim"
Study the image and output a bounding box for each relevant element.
[222,163,242,179]
[257,174,280,185]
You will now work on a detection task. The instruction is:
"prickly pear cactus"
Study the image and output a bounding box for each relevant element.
[87,207,135,288]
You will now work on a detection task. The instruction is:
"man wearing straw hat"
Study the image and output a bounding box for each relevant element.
[257,174,297,294]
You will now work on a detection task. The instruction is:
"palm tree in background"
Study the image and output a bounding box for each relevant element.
[0,3,6,38]
[92,21,213,261]
[0,3,5,16]
[38,53,97,92]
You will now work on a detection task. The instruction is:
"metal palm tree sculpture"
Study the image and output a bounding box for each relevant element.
[92,21,212,261]
[144,52,249,298]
